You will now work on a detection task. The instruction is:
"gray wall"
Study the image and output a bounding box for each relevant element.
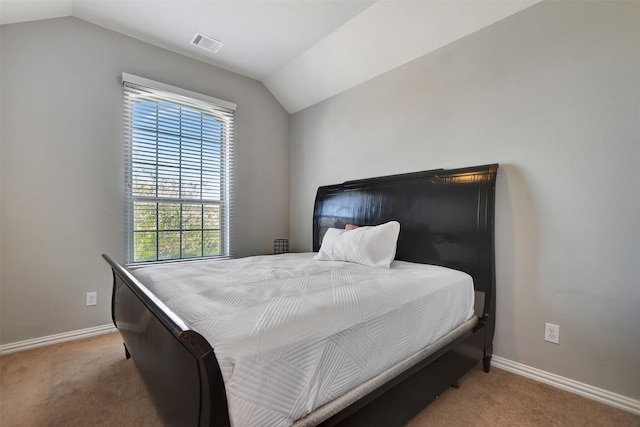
[0,17,290,344]
[289,1,639,400]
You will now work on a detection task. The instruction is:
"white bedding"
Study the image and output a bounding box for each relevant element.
[131,253,475,427]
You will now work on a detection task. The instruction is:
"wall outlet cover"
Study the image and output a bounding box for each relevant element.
[545,322,560,344]
[86,292,97,306]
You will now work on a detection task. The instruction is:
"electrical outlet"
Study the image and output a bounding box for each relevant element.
[86,292,97,306]
[545,322,559,344]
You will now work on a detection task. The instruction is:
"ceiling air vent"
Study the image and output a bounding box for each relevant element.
[190,32,224,54]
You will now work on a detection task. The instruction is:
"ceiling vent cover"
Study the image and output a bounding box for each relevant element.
[190,32,224,54]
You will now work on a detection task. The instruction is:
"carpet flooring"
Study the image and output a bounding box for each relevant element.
[1,332,638,426]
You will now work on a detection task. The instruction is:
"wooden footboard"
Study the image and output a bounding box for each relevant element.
[103,254,230,427]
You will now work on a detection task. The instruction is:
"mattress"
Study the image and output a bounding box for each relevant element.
[131,253,475,427]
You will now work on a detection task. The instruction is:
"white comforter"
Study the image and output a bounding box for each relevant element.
[132,253,475,427]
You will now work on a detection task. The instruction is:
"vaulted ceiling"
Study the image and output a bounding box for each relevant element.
[1,0,540,113]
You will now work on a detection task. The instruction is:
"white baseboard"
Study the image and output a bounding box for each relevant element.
[0,324,116,355]
[492,356,640,416]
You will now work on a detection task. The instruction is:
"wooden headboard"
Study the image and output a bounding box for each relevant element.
[312,164,498,318]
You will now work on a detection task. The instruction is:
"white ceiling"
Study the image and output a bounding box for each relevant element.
[0,0,540,113]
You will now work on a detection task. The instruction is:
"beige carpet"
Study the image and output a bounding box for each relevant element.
[1,332,638,427]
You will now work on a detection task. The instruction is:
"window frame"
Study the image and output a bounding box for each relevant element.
[122,73,236,265]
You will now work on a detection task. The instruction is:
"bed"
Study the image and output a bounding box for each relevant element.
[103,163,498,427]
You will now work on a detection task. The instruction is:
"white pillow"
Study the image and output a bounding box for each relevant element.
[314,221,400,268]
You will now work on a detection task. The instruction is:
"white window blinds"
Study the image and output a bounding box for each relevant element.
[122,73,235,264]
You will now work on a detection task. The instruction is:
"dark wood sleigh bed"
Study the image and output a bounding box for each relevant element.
[102,163,498,427]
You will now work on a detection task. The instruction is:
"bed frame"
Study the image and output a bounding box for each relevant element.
[103,163,498,427]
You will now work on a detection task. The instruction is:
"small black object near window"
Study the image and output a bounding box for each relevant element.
[273,238,289,255]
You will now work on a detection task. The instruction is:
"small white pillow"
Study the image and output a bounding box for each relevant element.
[314,221,400,268]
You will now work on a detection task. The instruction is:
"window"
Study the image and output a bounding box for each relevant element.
[122,73,235,264]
